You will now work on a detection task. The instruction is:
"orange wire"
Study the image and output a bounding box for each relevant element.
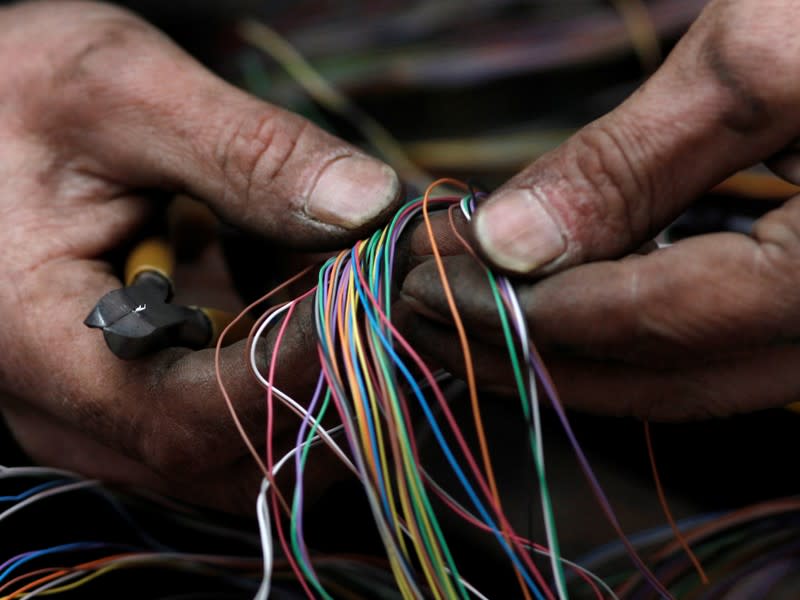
[644,421,709,584]
[215,265,313,515]
[422,178,534,600]
[447,203,480,261]
[0,568,62,595]
[3,553,137,599]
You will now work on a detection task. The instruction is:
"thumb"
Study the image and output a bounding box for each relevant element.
[473,0,800,274]
[35,3,399,248]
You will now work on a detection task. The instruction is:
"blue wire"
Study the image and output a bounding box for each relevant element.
[0,542,114,585]
[0,480,68,503]
[315,258,420,587]
[350,252,471,600]
[352,255,545,600]
[344,254,394,529]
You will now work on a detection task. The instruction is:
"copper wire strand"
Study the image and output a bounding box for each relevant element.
[645,421,710,585]
[447,203,480,261]
[214,265,314,515]
[423,178,540,600]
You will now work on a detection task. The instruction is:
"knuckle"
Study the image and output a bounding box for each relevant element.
[215,108,306,222]
[563,121,654,252]
[697,5,798,132]
[66,19,151,76]
[56,11,154,94]
[3,3,153,128]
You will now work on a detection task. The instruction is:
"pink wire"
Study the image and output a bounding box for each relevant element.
[264,298,315,599]
[350,245,555,597]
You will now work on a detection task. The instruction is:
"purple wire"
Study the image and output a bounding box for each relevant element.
[473,181,669,596]
[0,551,34,573]
[497,277,528,343]
[322,258,363,461]
[528,346,673,599]
[387,202,422,267]
[291,371,327,573]
[466,194,669,594]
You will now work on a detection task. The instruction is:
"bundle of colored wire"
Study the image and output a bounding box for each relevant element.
[0,465,414,599]
[0,466,265,599]
[243,179,678,599]
[598,498,800,598]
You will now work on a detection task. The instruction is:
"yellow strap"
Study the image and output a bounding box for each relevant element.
[124,237,174,286]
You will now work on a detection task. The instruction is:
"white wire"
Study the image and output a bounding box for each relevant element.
[505,281,569,600]
[449,569,491,600]
[462,199,567,600]
[249,301,421,598]
[0,480,99,524]
[249,301,355,473]
[254,423,346,600]
[247,252,499,599]
[254,478,272,600]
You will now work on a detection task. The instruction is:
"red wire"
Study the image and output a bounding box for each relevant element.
[264,299,315,599]
[350,241,554,597]
[429,480,605,599]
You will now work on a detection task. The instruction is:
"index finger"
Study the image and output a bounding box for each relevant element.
[473,0,800,275]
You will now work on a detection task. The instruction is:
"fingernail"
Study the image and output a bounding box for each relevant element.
[475,189,566,273]
[306,156,399,229]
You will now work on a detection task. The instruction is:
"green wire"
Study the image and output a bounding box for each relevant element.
[290,389,335,599]
[485,255,568,596]
[363,223,469,599]
[314,218,468,598]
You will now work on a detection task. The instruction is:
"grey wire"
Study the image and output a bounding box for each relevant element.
[0,480,100,524]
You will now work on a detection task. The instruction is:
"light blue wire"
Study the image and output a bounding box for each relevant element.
[351,256,545,600]
[0,480,67,503]
[351,252,470,600]
[345,280,394,528]
[0,542,112,585]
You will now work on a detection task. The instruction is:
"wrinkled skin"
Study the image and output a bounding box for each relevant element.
[5,0,800,517]
[0,1,400,512]
[403,0,800,420]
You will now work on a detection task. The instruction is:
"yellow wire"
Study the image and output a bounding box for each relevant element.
[609,0,662,74]
[343,248,380,483]
[6,559,207,597]
[358,231,412,561]
[348,273,449,600]
[422,179,533,600]
[327,255,417,599]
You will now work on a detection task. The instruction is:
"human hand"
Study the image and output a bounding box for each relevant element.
[401,0,800,420]
[0,1,399,511]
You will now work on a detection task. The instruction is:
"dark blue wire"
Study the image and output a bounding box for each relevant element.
[0,542,117,585]
[351,249,545,600]
[0,480,68,503]
[347,246,394,528]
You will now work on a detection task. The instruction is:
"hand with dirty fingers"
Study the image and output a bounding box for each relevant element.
[402,0,800,420]
[0,1,399,511]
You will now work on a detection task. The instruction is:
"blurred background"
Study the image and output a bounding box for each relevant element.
[3,2,799,597]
